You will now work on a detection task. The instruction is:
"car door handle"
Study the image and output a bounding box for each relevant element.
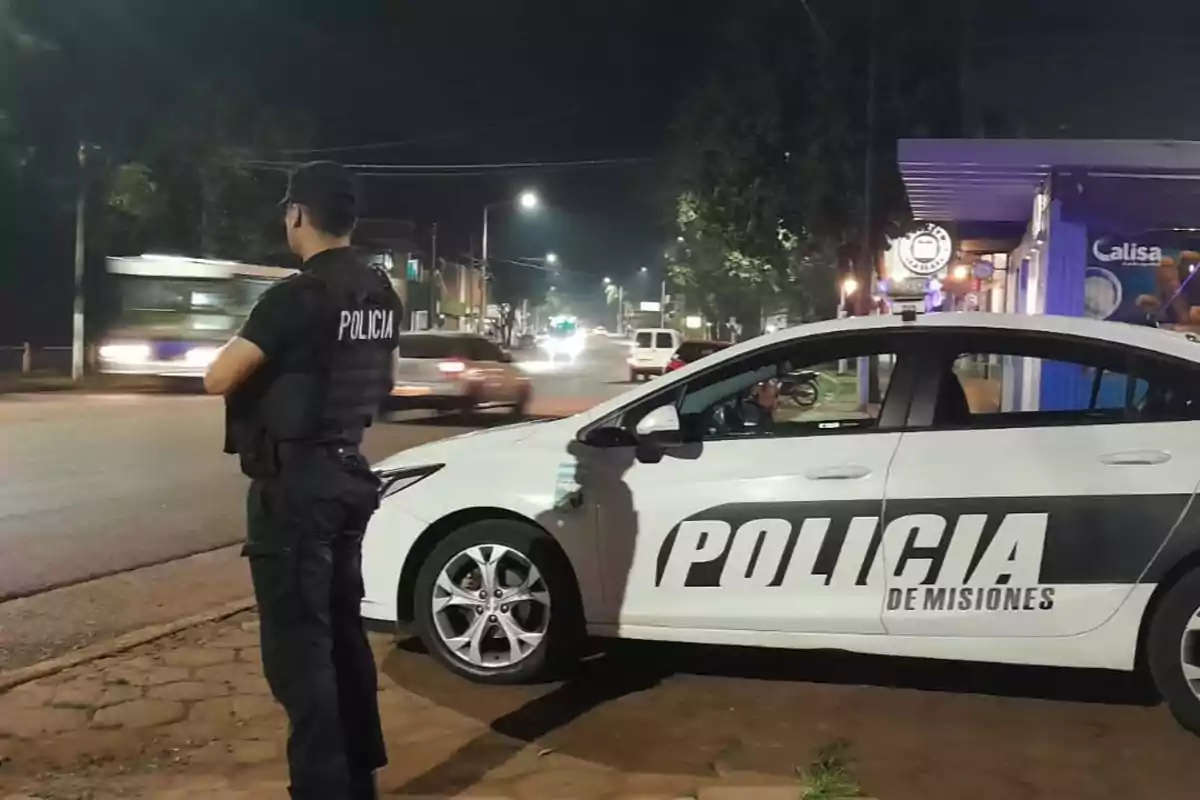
[1099,450,1171,466]
[805,465,872,481]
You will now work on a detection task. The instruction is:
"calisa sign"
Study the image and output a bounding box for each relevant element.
[1090,237,1163,266]
[897,223,953,277]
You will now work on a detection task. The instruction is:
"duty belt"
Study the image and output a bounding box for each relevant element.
[276,440,362,464]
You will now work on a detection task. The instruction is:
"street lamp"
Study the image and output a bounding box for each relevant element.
[519,190,540,210]
[603,276,612,284]
[546,252,559,265]
[480,189,541,336]
[636,267,668,327]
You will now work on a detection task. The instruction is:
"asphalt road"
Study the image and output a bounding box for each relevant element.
[0,334,631,602]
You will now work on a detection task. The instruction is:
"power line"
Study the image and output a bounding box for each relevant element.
[279,107,590,156]
[243,156,652,172]
[461,254,559,273]
[800,0,832,45]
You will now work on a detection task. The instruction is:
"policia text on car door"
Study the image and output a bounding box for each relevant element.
[206,161,402,800]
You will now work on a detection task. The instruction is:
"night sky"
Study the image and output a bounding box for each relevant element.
[8,0,1200,343]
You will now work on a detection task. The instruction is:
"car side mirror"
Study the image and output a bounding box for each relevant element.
[634,404,683,460]
[636,403,681,437]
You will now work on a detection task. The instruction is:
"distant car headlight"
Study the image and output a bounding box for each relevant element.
[99,343,151,363]
[184,346,219,366]
[375,464,443,500]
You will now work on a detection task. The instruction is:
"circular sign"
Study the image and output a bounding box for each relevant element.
[1084,266,1123,320]
[897,223,953,276]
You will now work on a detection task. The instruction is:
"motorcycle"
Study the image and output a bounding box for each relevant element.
[780,369,820,407]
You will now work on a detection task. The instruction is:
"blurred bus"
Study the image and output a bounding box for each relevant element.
[540,314,584,361]
[97,254,296,382]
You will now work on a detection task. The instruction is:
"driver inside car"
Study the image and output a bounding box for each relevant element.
[737,376,781,430]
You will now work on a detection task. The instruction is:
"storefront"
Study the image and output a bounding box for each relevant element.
[894,138,1200,409]
[880,221,1021,316]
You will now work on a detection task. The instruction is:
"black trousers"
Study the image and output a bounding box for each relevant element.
[244,450,387,800]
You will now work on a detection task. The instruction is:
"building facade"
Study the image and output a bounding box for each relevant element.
[893,138,1200,410]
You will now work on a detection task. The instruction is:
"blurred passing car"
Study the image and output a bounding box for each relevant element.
[665,339,731,373]
[383,332,530,415]
[365,311,1200,736]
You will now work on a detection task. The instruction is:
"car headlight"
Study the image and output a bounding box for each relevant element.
[184,346,219,366]
[375,464,443,500]
[99,343,151,363]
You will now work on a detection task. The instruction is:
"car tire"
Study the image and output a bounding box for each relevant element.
[1147,569,1200,735]
[412,519,584,684]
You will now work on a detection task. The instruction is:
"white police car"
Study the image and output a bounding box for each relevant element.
[363,311,1200,735]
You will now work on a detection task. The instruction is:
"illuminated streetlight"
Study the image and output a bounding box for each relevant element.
[603,276,612,284]
[676,236,685,242]
[546,252,558,265]
[640,266,648,273]
[479,189,542,335]
[842,276,860,296]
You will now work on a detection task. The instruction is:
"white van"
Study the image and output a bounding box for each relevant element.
[627,328,682,381]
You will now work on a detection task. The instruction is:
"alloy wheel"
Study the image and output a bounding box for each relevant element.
[430,544,551,669]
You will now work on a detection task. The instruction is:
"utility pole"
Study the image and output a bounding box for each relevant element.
[468,234,478,332]
[430,222,438,281]
[859,0,881,405]
[617,285,624,334]
[659,279,667,327]
[480,205,490,339]
[71,141,90,383]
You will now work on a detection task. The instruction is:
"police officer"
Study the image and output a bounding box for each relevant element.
[204,161,400,799]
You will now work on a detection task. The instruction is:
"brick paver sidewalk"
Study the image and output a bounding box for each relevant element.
[0,612,813,799]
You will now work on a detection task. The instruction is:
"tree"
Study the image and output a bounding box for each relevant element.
[489,261,549,346]
[533,289,571,323]
[667,1,965,331]
[124,87,312,260]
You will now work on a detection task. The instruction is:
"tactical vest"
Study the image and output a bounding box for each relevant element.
[259,252,402,447]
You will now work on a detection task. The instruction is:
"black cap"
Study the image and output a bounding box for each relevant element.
[279,161,358,216]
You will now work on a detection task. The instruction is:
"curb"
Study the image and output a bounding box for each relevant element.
[0,596,256,693]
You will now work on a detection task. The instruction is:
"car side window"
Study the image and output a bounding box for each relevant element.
[671,337,901,441]
[471,338,505,362]
[932,332,1200,429]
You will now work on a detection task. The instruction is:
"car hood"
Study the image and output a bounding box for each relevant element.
[371,416,573,471]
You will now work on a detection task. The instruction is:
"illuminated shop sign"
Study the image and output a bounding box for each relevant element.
[897,223,954,276]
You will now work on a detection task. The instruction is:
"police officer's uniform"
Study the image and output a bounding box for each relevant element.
[225,162,400,800]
